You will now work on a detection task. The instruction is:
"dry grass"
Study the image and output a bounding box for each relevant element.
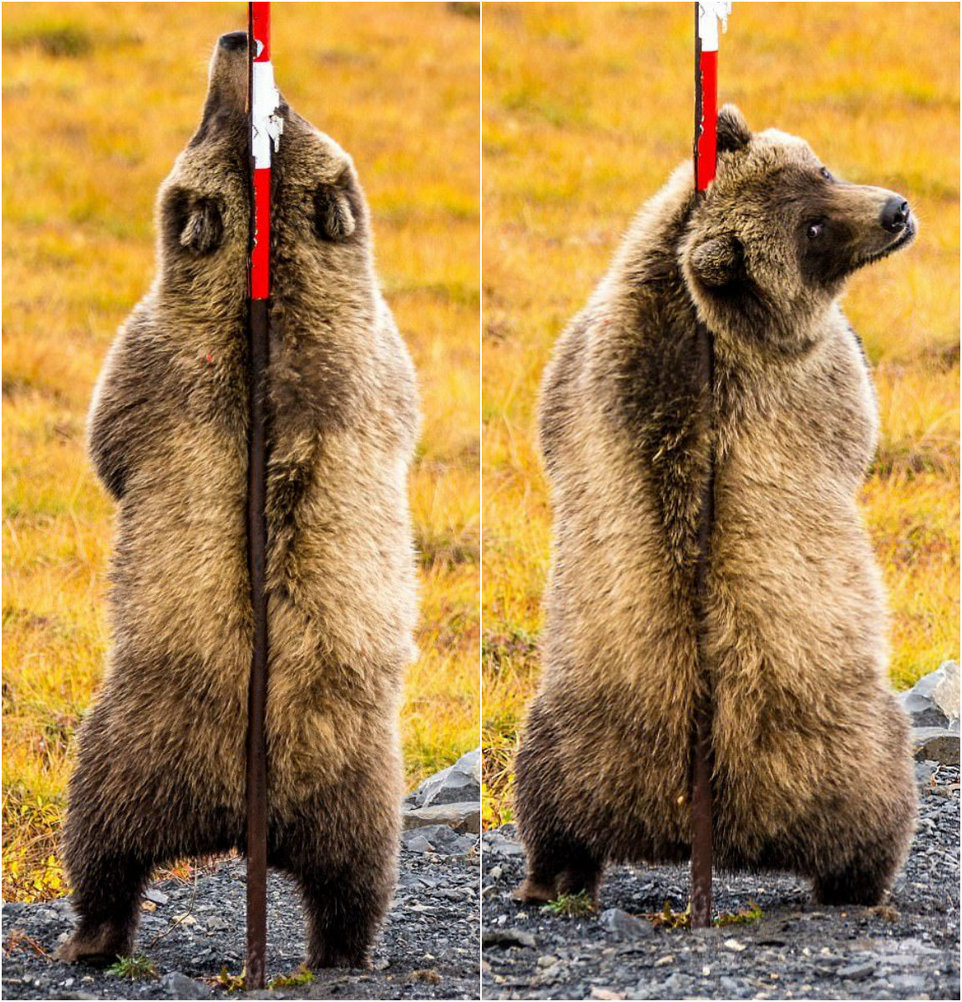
[2,2,479,900]
[482,2,960,826]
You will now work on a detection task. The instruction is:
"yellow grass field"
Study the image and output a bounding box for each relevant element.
[482,2,960,826]
[2,2,479,901]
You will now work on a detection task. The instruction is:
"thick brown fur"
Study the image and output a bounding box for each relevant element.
[515,106,917,909]
[58,34,419,968]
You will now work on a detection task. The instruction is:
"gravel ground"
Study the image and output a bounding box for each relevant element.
[1,838,479,1000]
[482,765,959,1000]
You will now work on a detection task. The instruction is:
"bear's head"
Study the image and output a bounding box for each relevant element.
[153,30,369,312]
[680,105,916,351]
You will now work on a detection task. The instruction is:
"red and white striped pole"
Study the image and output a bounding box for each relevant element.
[246,1,280,988]
[694,1,730,192]
[690,0,730,932]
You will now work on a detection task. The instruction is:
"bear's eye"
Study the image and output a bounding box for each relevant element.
[819,167,834,182]
[807,221,825,240]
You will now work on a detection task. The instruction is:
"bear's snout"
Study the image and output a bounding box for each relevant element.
[880,196,912,234]
[204,31,249,116]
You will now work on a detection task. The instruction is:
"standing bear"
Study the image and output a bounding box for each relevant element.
[515,106,917,908]
[58,33,419,968]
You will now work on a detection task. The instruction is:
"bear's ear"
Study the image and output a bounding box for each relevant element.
[314,183,356,242]
[716,104,752,154]
[689,235,744,288]
[179,197,223,255]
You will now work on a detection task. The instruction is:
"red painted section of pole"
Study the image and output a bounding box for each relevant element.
[251,168,271,300]
[250,1,271,302]
[695,50,718,192]
[252,0,270,62]
[246,0,271,988]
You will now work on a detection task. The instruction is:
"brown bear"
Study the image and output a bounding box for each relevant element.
[58,32,419,968]
[515,105,917,909]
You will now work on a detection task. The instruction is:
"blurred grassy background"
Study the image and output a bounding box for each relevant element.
[482,2,960,826]
[2,2,479,901]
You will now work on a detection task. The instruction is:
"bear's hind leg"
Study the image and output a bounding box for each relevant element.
[516,820,602,905]
[515,702,604,904]
[809,798,914,907]
[811,839,904,908]
[56,843,151,965]
[274,778,397,970]
[296,855,393,969]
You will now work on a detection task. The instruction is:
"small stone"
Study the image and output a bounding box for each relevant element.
[537,954,558,968]
[654,955,674,967]
[723,938,747,952]
[482,927,536,949]
[837,960,876,981]
[160,971,210,998]
[204,914,229,931]
[489,865,503,880]
[599,908,652,940]
[403,834,434,853]
[144,888,169,905]
[889,974,926,992]
[590,989,626,1000]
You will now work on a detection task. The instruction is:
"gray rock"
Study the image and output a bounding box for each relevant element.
[901,662,960,729]
[143,888,169,906]
[915,759,937,787]
[483,927,536,950]
[888,973,926,991]
[405,748,481,810]
[160,971,210,998]
[402,833,434,853]
[913,727,961,765]
[401,824,477,855]
[482,830,525,857]
[837,960,876,981]
[599,908,652,941]
[404,801,481,834]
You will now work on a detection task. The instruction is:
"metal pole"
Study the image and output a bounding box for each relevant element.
[246,1,277,987]
[690,0,730,932]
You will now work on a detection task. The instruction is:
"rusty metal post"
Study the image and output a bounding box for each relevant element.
[245,0,277,987]
[690,0,731,931]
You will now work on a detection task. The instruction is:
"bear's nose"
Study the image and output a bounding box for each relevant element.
[219,30,247,52]
[881,197,911,233]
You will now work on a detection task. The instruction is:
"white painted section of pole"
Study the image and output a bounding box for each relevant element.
[697,1,732,51]
[251,60,283,169]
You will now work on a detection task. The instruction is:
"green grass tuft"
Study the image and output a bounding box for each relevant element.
[107,955,158,981]
[543,890,597,918]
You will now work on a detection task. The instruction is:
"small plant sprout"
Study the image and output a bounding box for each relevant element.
[268,964,315,989]
[543,890,596,918]
[106,954,158,981]
[212,966,247,992]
